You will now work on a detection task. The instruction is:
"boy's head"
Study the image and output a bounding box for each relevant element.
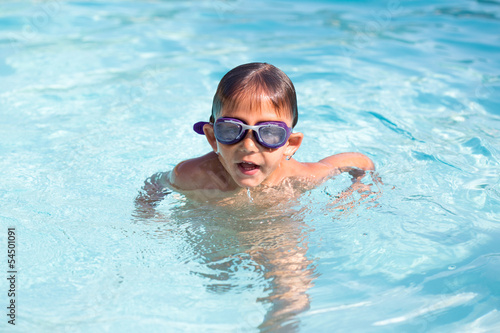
[210,63,298,127]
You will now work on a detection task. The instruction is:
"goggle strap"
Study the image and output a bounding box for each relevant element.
[193,121,210,135]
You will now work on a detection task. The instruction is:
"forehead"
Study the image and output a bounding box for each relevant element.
[220,96,293,125]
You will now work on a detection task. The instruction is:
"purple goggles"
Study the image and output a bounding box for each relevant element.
[193,117,292,149]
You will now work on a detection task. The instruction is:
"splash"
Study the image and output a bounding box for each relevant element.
[246,187,254,203]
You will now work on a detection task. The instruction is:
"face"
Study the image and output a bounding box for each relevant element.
[205,99,301,188]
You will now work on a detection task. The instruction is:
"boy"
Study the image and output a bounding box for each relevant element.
[168,63,373,196]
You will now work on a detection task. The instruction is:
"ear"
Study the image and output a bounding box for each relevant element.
[284,132,303,157]
[203,123,218,153]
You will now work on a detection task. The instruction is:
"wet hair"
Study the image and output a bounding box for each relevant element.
[210,63,298,128]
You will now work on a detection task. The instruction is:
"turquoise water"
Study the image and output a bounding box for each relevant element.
[1,0,500,332]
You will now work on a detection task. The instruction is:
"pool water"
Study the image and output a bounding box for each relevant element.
[1,0,499,332]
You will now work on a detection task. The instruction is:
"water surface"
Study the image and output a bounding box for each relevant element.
[1,0,499,332]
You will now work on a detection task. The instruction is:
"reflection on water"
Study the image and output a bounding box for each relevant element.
[133,170,381,332]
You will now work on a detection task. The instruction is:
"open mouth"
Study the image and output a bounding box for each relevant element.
[237,162,260,175]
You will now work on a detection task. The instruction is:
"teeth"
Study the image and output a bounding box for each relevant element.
[240,162,258,170]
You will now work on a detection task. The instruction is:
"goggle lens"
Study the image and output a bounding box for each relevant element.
[214,121,241,142]
[260,125,286,146]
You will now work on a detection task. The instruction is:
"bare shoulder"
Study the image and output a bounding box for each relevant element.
[318,152,374,171]
[169,152,232,191]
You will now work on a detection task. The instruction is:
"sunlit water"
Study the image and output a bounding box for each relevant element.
[1,0,499,332]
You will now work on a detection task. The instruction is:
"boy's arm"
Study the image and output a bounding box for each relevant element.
[319,152,375,171]
[319,153,380,205]
[134,172,172,213]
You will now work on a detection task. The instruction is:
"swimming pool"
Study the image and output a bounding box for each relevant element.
[1,0,499,331]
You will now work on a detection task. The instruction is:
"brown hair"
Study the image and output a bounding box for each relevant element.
[210,63,298,127]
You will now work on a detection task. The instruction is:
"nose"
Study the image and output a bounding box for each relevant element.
[240,130,259,152]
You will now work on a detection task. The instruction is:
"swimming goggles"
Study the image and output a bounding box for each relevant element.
[193,117,292,149]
